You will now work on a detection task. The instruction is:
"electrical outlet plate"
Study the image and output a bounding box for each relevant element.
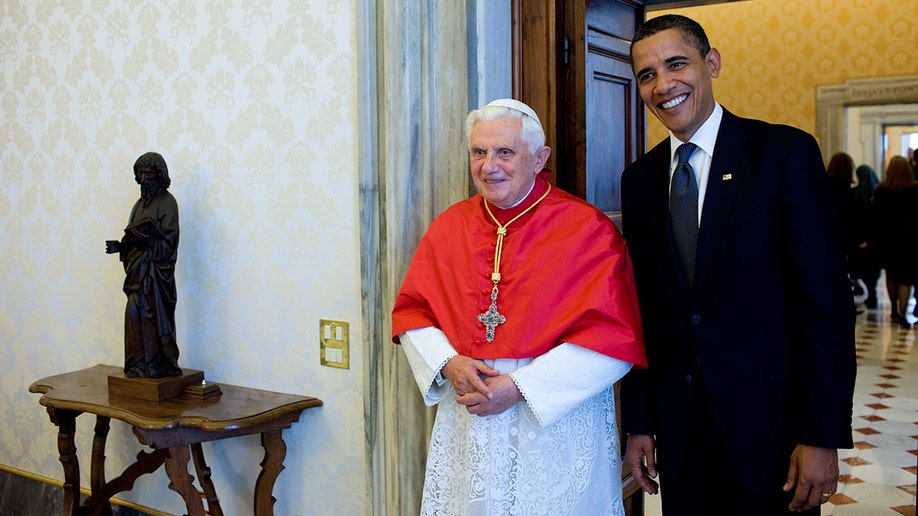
[319,319,349,369]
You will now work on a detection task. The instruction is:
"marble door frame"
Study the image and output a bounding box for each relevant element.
[357,1,471,514]
[816,74,918,166]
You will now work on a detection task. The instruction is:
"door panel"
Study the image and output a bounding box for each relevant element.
[575,0,644,215]
[587,68,633,212]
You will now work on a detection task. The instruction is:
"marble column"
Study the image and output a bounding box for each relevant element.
[357,0,470,514]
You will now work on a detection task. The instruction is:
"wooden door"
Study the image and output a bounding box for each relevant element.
[516,0,645,218]
[514,1,646,514]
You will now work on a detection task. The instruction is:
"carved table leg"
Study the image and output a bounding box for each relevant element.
[163,446,206,516]
[89,448,169,514]
[89,416,113,516]
[190,443,224,516]
[47,407,81,516]
[254,430,287,516]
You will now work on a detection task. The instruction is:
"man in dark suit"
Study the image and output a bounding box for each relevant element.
[620,14,856,515]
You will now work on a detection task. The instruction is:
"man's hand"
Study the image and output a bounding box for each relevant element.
[456,374,522,416]
[441,355,499,399]
[624,434,659,494]
[783,444,839,512]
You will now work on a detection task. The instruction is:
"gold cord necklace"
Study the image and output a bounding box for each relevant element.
[477,183,552,342]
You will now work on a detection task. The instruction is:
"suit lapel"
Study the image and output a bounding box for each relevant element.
[694,110,748,290]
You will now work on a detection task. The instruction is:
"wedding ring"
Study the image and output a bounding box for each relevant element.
[821,491,833,497]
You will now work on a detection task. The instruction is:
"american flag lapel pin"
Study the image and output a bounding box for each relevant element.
[722,173,733,181]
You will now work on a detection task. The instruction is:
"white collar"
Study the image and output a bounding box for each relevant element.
[669,102,723,161]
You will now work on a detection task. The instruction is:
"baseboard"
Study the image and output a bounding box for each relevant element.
[0,463,170,516]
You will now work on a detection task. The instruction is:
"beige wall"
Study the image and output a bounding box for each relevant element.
[0,2,367,514]
[648,0,918,146]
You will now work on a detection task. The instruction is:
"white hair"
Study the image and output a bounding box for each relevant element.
[465,101,545,155]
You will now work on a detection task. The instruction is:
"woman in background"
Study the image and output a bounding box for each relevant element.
[870,156,918,327]
[826,153,860,297]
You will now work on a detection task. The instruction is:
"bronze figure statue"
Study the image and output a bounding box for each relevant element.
[106,152,182,378]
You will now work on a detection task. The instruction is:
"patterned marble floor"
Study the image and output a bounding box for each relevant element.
[827,291,917,516]
[642,286,918,515]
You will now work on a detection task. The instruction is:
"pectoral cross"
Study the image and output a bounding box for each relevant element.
[477,289,506,342]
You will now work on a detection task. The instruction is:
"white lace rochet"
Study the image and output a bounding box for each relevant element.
[401,327,632,516]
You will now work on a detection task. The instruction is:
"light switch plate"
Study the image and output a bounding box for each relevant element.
[320,319,349,369]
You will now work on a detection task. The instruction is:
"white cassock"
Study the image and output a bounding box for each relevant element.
[401,326,633,516]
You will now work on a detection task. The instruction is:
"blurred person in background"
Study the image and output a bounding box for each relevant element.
[850,163,880,307]
[826,153,860,297]
[870,156,918,328]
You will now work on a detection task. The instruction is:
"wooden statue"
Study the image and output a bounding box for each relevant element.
[106,152,182,378]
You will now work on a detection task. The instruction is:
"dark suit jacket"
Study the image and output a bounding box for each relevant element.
[620,109,856,495]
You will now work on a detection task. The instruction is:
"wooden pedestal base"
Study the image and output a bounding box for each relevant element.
[108,368,204,401]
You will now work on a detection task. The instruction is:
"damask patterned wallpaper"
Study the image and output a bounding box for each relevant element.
[648,0,918,147]
[6,0,915,514]
[0,1,366,514]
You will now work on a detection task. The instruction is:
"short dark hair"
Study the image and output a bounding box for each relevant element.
[632,14,711,61]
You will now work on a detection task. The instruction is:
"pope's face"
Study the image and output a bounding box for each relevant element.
[631,28,720,141]
[469,117,550,208]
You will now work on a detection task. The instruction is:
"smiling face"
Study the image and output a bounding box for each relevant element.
[469,116,550,208]
[631,27,720,141]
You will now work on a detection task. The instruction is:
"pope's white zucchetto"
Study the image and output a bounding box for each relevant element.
[484,98,542,128]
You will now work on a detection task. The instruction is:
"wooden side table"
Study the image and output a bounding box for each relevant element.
[30,364,323,516]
